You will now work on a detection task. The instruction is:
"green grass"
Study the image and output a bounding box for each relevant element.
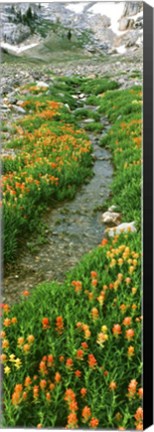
[83,122,103,133]
[80,78,120,96]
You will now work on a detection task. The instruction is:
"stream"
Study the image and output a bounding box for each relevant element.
[3,109,113,305]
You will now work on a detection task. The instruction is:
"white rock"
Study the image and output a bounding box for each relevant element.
[36,81,49,88]
[12,105,26,114]
[102,211,121,224]
[64,103,71,111]
[105,221,137,237]
[79,93,86,99]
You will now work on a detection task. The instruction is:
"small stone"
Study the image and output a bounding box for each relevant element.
[16,100,24,106]
[36,81,49,88]
[1,104,10,111]
[102,211,121,225]
[82,118,95,123]
[64,103,71,111]
[12,105,26,114]
[79,93,85,99]
[3,98,8,103]
[105,221,137,237]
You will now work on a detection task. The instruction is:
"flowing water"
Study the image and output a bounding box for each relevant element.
[4,112,113,305]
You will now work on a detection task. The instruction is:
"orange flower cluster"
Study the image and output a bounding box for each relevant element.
[76,349,84,360]
[109,381,117,391]
[97,290,106,306]
[66,358,74,369]
[88,354,97,368]
[127,345,135,358]
[42,317,50,329]
[64,389,78,428]
[74,370,82,378]
[90,418,99,428]
[112,324,122,337]
[77,322,91,340]
[127,379,138,398]
[134,407,143,430]
[39,354,54,375]
[82,406,91,422]
[12,384,23,406]
[80,388,87,397]
[55,316,64,334]
[125,328,135,340]
[72,280,82,293]
[91,307,99,321]
[33,385,39,399]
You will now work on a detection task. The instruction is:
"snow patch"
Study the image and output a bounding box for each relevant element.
[65,2,88,14]
[88,2,126,35]
[1,41,39,54]
[116,44,126,54]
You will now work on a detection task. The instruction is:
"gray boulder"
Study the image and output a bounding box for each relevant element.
[122,2,142,17]
[2,23,31,44]
[118,17,130,31]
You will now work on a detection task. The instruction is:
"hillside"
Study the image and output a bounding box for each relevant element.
[1,1,143,60]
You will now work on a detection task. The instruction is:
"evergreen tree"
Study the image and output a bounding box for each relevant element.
[26,6,33,21]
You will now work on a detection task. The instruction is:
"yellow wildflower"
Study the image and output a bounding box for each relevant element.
[4,366,11,375]
[101,325,108,333]
[9,354,16,362]
[14,358,22,369]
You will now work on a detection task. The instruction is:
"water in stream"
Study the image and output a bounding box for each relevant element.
[4,117,113,304]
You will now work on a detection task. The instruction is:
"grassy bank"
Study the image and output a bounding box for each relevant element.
[1,76,142,429]
[2,81,92,263]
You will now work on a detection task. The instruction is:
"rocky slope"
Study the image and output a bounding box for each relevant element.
[1,2,143,58]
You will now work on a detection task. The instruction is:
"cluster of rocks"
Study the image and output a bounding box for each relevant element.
[1,51,142,97]
[102,206,137,237]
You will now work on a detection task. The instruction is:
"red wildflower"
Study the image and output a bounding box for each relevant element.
[89,417,99,428]
[81,341,88,350]
[91,279,98,287]
[125,328,135,340]
[47,355,54,367]
[55,316,64,334]
[101,238,108,246]
[134,407,143,422]
[74,370,81,378]
[66,358,73,369]
[76,349,84,360]
[23,290,29,297]
[64,388,76,402]
[54,372,61,383]
[69,400,78,412]
[40,379,46,389]
[88,354,97,368]
[109,381,117,391]
[90,271,98,279]
[82,406,91,422]
[112,324,122,337]
[42,317,50,329]
[80,388,87,397]
[67,412,78,428]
